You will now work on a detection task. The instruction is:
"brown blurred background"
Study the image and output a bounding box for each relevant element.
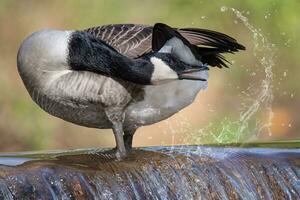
[0,0,299,152]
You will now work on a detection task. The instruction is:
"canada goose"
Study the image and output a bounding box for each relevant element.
[17,23,245,159]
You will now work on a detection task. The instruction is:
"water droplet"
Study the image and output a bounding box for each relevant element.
[220,6,228,12]
[283,71,287,77]
[201,16,206,19]
[288,123,292,128]
[291,93,294,98]
[184,7,275,146]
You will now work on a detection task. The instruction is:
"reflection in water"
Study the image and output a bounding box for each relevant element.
[0,146,300,199]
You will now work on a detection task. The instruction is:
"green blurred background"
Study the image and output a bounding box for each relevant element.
[0,0,299,151]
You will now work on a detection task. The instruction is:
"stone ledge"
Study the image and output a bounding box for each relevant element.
[0,146,299,199]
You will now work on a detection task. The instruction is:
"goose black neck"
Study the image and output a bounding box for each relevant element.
[67,31,153,85]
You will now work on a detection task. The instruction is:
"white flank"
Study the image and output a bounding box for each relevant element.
[150,57,178,84]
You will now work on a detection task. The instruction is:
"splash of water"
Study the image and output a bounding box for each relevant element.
[175,7,276,145]
[228,7,274,139]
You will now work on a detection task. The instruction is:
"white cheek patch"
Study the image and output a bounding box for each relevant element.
[150,57,178,84]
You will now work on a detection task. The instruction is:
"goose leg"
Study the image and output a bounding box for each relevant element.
[124,128,137,150]
[105,109,126,159]
[112,122,127,159]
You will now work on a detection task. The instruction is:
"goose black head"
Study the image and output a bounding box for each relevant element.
[146,23,209,84]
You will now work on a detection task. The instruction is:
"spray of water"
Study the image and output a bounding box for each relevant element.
[168,7,275,145]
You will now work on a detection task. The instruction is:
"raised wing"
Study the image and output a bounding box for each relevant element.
[84,24,245,61]
[178,28,245,52]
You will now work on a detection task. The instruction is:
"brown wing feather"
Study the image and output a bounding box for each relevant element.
[85,24,152,58]
[84,24,245,59]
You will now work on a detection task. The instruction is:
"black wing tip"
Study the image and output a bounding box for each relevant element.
[230,42,246,51]
[238,43,246,51]
[153,23,246,68]
[179,27,246,52]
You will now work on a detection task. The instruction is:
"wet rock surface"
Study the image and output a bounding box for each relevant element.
[0,146,300,199]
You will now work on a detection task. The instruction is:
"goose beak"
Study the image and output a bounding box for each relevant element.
[178,67,209,81]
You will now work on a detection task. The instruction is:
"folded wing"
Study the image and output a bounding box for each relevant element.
[85,24,152,58]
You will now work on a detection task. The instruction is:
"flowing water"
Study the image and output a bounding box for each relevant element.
[0,146,300,199]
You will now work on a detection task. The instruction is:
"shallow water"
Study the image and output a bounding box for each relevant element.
[0,144,300,199]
